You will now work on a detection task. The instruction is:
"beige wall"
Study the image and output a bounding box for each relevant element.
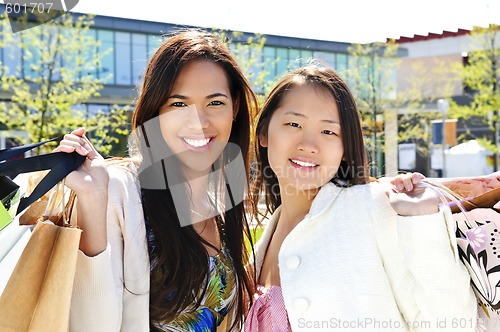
[397,54,463,99]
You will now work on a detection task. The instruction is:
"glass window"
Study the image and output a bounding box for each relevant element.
[147,35,162,60]
[336,53,348,77]
[288,49,300,70]
[248,44,264,93]
[0,24,3,69]
[115,32,132,85]
[263,46,276,82]
[276,48,288,78]
[4,33,21,77]
[60,26,81,82]
[350,55,371,99]
[132,33,147,86]
[22,32,40,80]
[88,104,110,117]
[300,50,313,67]
[314,51,336,68]
[81,28,98,78]
[98,30,114,84]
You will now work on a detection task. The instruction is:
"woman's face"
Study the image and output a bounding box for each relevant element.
[260,85,344,194]
[159,60,234,175]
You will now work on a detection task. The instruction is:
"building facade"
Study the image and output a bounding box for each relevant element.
[0,6,358,115]
[1,5,496,176]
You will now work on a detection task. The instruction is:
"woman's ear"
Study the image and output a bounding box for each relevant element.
[259,132,268,147]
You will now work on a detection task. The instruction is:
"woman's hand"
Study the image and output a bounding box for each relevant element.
[53,128,109,256]
[388,172,440,216]
[53,128,109,196]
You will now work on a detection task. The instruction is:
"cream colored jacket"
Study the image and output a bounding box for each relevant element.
[254,182,477,331]
[68,162,238,331]
[69,162,150,331]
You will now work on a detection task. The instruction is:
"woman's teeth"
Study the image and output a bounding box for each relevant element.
[184,138,210,147]
[291,159,317,167]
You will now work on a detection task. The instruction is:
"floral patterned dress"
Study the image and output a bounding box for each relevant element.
[152,248,237,332]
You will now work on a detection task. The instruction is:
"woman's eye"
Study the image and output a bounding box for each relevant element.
[322,130,335,135]
[287,122,300,128]
[171,102,186,107]
[208,100,224,106]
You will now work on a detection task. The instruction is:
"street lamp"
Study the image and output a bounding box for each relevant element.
[437,99,449,177]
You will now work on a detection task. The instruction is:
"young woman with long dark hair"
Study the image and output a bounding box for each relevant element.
[55,29,258,331]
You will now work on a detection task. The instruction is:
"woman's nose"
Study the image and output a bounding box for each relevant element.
[185,105,209,130]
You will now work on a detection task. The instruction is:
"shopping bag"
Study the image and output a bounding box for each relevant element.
[422,180,500,331]
[0,176,20,231]
[17,170,69,226]
[449,188,500,319]
[0,137,85,332]
[0,136,85,219]
[0,184,81,332]
[0,220,32,295]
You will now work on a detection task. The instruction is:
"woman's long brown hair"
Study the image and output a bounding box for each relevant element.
[131,29,257,330]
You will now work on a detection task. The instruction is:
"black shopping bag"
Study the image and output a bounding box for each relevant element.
[0,136,85,228]
[0,176,20,231]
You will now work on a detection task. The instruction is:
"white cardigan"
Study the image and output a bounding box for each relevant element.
[68,162,236,331]
[70,162,150,332]
[253,182,477,331]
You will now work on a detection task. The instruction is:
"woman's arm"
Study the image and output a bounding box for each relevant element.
[54,128,121,331]
[376,173,477,331]
[70,164,149,332]
[53,128,109,256]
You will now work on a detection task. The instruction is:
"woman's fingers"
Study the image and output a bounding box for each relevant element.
[53,128,98,158]
[391,172,425,192]
[71,128,101,160]
[402,175,413,191]
[70,127,85,136]
[79,134,101,160]
[55,136,90,155]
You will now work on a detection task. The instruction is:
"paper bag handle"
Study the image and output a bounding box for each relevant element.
[0,137,85,215]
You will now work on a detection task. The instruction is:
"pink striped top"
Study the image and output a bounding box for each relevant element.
[244,285,292,332]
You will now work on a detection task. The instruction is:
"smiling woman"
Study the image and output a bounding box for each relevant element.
[259,84,344,192]
[246,65,477,331]
[54,29,259,332]
[158,60,234,174]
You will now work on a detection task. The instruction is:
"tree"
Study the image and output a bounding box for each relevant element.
[0,11,129,155]
[449,24,500,171]
[396,58,460,175]
[215,29,277,102]
[347,40,401,176]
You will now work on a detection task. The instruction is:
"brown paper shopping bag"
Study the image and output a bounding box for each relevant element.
[0,182,81,332]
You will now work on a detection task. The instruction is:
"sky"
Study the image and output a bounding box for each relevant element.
[72,0,500,43]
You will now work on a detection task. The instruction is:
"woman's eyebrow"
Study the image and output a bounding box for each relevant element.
[283,111,306,118]
[168,93,228,100]
[206,92,229,99]
[283,111,340,125]
[321,119,341,125]
[167,94,188,100]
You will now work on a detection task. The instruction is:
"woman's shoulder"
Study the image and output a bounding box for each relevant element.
[337,181,392,210]
[105,157,140,190]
